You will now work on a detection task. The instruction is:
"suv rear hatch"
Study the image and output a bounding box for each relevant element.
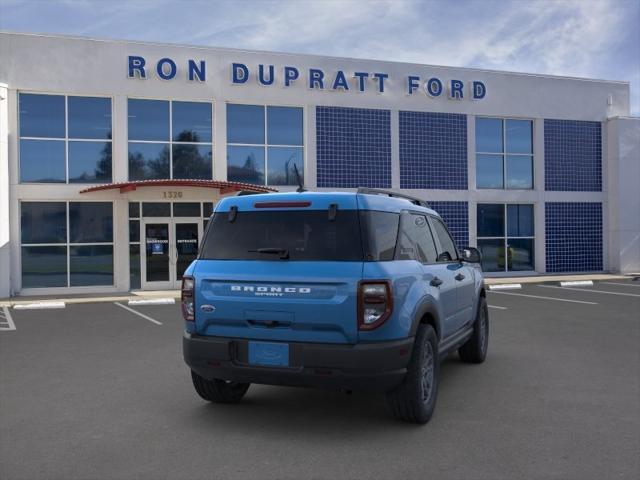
[194,199,363,344]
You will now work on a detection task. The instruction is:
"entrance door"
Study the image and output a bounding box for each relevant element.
[174,220,201,285]
[142,218,202,290]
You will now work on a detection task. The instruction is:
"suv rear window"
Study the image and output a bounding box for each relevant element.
[200,210,363,261]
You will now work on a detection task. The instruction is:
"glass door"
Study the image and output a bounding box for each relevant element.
[142,219,174,290]
[173,219,202,288]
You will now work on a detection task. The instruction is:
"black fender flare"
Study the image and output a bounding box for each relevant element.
[409,299,443,340]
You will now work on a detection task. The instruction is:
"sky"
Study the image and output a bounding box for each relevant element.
[1,0,639,115]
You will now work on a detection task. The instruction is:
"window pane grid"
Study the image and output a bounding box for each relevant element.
[19,93,113,184]
[128,99,214,181]
[477,203,535,272]
[20,201,114,288]
[476,117,533,190]
[227,104,304,186]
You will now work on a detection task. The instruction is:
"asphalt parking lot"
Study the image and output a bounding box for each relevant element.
[1,280,639,480]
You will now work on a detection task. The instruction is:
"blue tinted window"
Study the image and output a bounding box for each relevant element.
[128,99,169,141]
[68,141,112,183]
[506,119,532,154]
[19,94,65,138]
[173,203,201,217]
[476,154,503,189]
[507,205,534,237]
[69,202,113,243]
[476,118,503,153]
[172,144,212,179]
[477,239,504,272]
[506,155,533,189]
[227,145,265,184]
[21,246,68,288]
[267,106,303,145]
[507,238,534,270]
[21,202,67,244]
[227,104,265,144]
[203,203,213,218]
[130,220,140,242]
[477,204,504,237]
[267,147,303,185]
[128,142,170,180]
[130,244,141,290]
[173,101,212,143]
[70,245,114,286]
[20,140,66,183]
[142,203,171,217]
[129,202,140,218]
[68,96,112,139]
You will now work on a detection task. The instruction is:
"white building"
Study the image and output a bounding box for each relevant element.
[0,31,638,297]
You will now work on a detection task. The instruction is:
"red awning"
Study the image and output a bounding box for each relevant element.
[79,179,277,195]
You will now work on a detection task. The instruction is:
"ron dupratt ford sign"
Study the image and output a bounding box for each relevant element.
[127,55,487,100]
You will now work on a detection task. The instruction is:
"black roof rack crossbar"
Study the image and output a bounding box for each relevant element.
[356,188,430,208]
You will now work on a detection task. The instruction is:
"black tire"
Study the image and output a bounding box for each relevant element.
[385,324,439,424]
[458,296,489,363]
[190,370,250,403]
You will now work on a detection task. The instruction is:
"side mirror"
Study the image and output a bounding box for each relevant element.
[462,247,482,264]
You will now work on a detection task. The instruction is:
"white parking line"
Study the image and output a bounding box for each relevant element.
[14,301,66,310]
[489,284,522,290]
[114,302,163,325]
[601,282,640,288]
[128,298,175,306]
[0,306,16,331]
[488,305,508,310]
[489,291,598,305]
[539,285,640,298]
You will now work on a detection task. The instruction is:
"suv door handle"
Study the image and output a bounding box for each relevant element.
[455,273,465,281]
[430,277,443,287]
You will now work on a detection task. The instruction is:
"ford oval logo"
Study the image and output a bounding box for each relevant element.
[200,304,216,312]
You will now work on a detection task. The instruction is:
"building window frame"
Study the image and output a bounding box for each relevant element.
[476,202,536,273]
[226,102,305,187]
[18,92,114,184]
[20,200,115,289]
[127,98,215,181]
[475,116,534,190]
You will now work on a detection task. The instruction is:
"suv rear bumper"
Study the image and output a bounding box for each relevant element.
[183,333,413,393]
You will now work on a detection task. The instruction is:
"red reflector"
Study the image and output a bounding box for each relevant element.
[254,201,312,208]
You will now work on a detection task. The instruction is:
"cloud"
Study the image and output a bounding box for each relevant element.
[0,0,638,113]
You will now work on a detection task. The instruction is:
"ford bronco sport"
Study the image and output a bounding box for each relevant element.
[182,188,488,423]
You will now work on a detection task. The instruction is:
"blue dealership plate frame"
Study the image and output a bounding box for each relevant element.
[248,341,290,367]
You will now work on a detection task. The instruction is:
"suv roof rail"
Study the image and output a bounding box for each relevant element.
[356,188,430,208]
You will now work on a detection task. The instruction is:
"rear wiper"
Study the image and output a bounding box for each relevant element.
[248,247,290,259]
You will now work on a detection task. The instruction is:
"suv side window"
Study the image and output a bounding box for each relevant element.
[430,217,458,262]
[396,212,438,263]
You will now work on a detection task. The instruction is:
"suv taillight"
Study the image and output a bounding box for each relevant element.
[358,281,393,330]
[181,276,195,321]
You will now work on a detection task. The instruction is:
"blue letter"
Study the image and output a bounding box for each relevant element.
[128,56,146,79]
[449,79,464,99]
[284,66,299,86]
[353,72,368,92]
[188,60,205,82]
[473,81,486,99]
[309,69,324,89]
[373,73,388,93]
[407,76,420,95]
[156,58,177,80]
[258,64,274,86]
[332,70,349,91]
[425,77,443,97]
[232,63,249,84]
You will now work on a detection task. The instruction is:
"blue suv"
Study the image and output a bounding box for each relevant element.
[182,188,488,423]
